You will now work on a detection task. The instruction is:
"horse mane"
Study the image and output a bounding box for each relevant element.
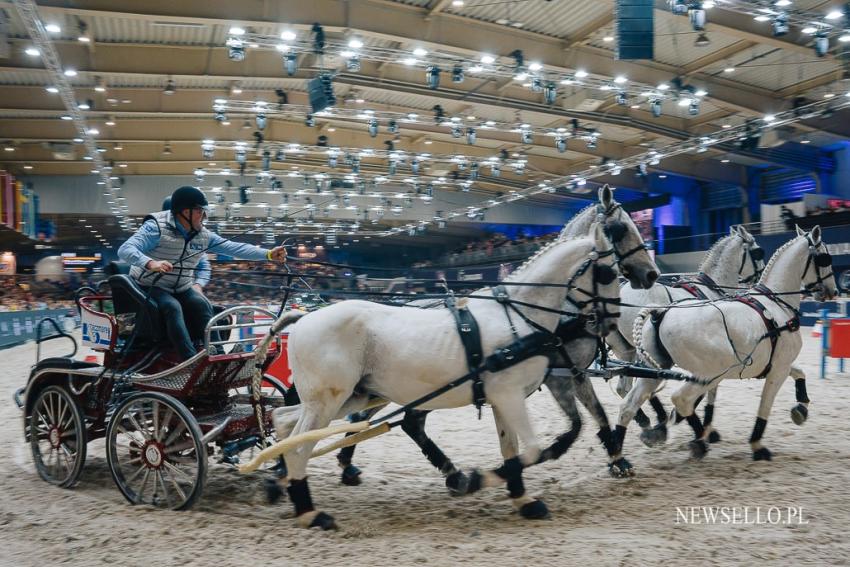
[506,232,587,281]
[558,203,597,240]
[698,233,737,273]
[758,234,804,284]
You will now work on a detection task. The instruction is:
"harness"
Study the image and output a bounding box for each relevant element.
[734,285,800,378]
[443,246,620,415]
[739,244,765,285]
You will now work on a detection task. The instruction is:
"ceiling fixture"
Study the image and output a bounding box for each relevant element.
[163,77,177,95]
[63,69,77,77]
[76,18,90,42]
[44,23,61,33]
[24,46,39,56]
[94,76,106,92]
[694,32,711,47]
[45,86,58,93]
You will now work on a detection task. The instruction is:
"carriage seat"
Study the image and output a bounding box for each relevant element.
[107,273,166,345]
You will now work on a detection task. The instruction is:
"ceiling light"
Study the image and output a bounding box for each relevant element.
[603,36,614,42]
[480,54,495,64]
[114,144,123,150]
[403,57,417,65]
[78,35,90,43]
[45,86,58,93]
[802,26,817,34]
[63,69,78,77]
[723,67,735,73]
[94,77,106,92]
[703,0,716,7]
[163,78,176,95]
[722,123,732,129]
[23,165,33,170]
[60,115,72,120]
[800,139,811,144]
[413,47,428,56]
[695,32,711,47]
[45,24,61,33]
[24,47,39,56]
[3,144,14,152]
[630,104,640,109]
[118,163,127,168]
[613,75,627,84]
[695,89,707,97]
[775,0,791,6]
[529,62,542,71]
[824,93,836,98]
[280,30,297,41]
[87,127,99,135]
[452,0,464,6]
[763,114,776,122]
[826,10,842,20]
[658,174,667,179]
[575,69,589,78]
[105,117,116,126]
[229,26,246,35]
[840,33,850,42]
[754,15,770,22]
[348,38,363,49]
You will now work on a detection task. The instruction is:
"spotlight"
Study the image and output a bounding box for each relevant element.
[256,112,267,129]
[284,53,298,76]
[236,149,246,164]
[491,163,501,177]
[521,129,533,144]
[689,6,706,30]
[555,137,567,153]
[275,149,285,161]
[650,98,662,117]
[388,161,397,175]
[466,127,477,144]
[411,159,420,174]
[368,118,378,137]
[470,162,479,181]
[772,14,789,36]
[305,114,315,127]
[346,55,361,72]
[451,125,462,138]
[328,152,338,168]
[427,66,441,89]
[433,105,446,123]
[531,77,543,93]
[694,33,711,47]
[615,91,627,105]
[669,0,688,15]
[452,65,464,83]
[262,150,271,172]
[163,78,176,95]
[215,110,227,122]
[387,119,399,133]
[586,135,598,150]
[815,33,829,57]
[203,147,214,160]
[543,82,557,105]
[227,38,245,61]
[688,99,700,115]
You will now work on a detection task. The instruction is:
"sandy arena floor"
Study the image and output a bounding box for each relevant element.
[1,331,849,567]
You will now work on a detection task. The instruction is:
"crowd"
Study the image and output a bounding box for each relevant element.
[0,276,82,312]
[413,231,560,268]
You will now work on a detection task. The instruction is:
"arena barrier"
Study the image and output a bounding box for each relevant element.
[0,308,79,349]
[820,308,850,379]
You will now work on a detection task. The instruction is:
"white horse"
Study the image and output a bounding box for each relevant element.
[629,226,836,461]
[285,186,661,488]
[607,225,766,446]
[269,222,622,529]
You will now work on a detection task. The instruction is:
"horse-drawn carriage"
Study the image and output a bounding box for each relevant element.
[13,269,294,510]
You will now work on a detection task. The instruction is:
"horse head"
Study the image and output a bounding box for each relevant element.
[596,185,659,289]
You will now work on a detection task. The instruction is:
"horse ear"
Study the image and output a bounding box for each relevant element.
[598,184,613,207]
[593,221,607,247]
[729,226,736,235]
[812,225,822,244]
[795,224,806,237]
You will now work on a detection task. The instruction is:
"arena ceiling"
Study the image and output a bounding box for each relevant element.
[1,0,849,247]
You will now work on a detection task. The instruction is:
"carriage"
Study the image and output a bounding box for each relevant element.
[13,270,295,510]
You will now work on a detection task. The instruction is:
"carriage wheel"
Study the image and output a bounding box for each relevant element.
[106,392,207,510]
[28,385,87,488]
[230,376,289,470]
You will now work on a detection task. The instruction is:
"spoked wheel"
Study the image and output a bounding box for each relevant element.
[106,392,207,510]
[28,385,87,488]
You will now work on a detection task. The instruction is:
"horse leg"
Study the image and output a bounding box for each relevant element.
[704,386,721,443]
[606,329,637,398]
[617,378,665,454]
[789,365,810,426]
[398,410,468,496]
[670,381,713,459]
[750,372,788,461]
[279,393,351,530]
[542,372,584,455]
[335,406,381,486]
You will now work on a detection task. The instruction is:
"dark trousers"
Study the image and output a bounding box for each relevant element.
[149,286,213,360]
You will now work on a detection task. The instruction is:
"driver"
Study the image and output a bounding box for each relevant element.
[118,186,286,360]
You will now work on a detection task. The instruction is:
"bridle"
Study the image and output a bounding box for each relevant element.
[562,246,621,333]
[597,202,649,279]
[738,240,766,285]
[802,235,834,294]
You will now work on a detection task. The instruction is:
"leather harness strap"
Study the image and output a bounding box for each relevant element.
[445,295,486,412]
[734,285,800,378]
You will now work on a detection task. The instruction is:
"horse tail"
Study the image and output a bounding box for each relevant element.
[633,307,671,370]
[270,310,308,335]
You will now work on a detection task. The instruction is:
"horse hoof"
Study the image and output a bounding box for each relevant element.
[689,439,709,459]
[608,457,635,478]
[790,404,808,426]
[264,478,285,505]
[445,471,469,497]
[753,447,773,461]
[309,511,338,531]
[639,424,668,447]
[519,499,550,520]
[340,464,362,486]
[707,430,721,444]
